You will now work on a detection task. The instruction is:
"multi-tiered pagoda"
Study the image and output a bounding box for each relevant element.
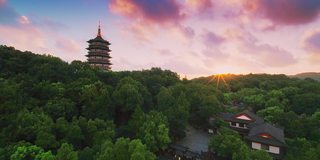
[86,24,112,70]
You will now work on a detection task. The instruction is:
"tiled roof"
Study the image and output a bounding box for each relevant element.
[247,123,285,144]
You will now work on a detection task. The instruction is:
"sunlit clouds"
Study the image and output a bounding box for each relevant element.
[0,0,320,78]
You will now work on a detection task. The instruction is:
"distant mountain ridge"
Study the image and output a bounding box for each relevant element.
[290,72,320,81]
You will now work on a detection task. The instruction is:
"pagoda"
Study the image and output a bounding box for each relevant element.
[86,23,112,70]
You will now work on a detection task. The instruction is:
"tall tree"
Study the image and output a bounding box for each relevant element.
[56,143,78,160]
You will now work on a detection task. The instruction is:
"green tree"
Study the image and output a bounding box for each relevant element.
[165,93,189,138]
[113,77,143,111]
[156,87,174,111]
[232,144,251,160]
[15,110,53,143]
[56,143,78,160]
[198,95,222,121]
[35,131,59,150]
[96,138,155,160]
[250,150,272,160]
[257,106,284,123]
[10,145,55,160]
[137,111,171,152]
[80,81,114,120]
[78,147,95,160]
[44,98,76,121]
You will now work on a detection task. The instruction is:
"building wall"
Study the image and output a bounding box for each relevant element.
[229,122,248,129]
[269,145,280,154]
[252,142,261,150]
[251,142,280,154]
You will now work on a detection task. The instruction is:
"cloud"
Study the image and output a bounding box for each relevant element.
[109,0,184,24]
[170,24,195,42]
[121,22,154,42]
[239,37,297,67]
[200,30,228,64]
[162,58,210,75]
[302,28,320,64]
[185,0,214,18]
[157,49,174,56]
[55,37,80,53]
[0,0,84,63]
[201,30,225,47]
[0,24,46,52]
[302,29,320,54]
[243,0,320,25]
[110,0,196,44]
[18,16,30,25]
[186,0,213,11]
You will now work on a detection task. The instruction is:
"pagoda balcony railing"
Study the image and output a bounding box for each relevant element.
[88,55,112,59]
[88,50,110,54]
[88,59,111,64]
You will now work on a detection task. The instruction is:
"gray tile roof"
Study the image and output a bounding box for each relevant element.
[246,123,285,146]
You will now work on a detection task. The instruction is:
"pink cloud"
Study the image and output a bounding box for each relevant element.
[303,29,320,54]
[202,48,228,59]
[110,0,195,44]
[185,0,214,17]
[170,24,195,42]
[18,15,30,25]
[55,37,80,53]
[201,30,225,47]
[162,58,210,75]
[157,49,174,56]
[0,24,46,53]
[243,0,320,25]
[109,0,184,25]
[239,38,297,67]
[302,29,320,64]
[186,0,213,11]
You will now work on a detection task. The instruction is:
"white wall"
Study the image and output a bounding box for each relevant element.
[269,146,280,154]
[252,142,261,150]
[251,142,280,154]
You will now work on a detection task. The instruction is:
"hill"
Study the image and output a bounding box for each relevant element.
[290,72,320,81]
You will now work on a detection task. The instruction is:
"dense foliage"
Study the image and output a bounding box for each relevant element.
[0,45,320,160]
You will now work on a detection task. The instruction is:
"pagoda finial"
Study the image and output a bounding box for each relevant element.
[97,21,101,37]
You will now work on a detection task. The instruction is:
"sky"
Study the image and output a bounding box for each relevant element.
[1,0,320,78]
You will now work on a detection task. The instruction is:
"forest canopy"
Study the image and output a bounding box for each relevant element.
[0,45,320,160]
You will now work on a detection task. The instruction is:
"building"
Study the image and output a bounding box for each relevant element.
[86,23,112,70]
[246,123,286,159]
[221,110,264,136]
[220,110,286,160]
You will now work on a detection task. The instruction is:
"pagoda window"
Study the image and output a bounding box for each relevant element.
[239,123,245,128]
[230,122,237,127]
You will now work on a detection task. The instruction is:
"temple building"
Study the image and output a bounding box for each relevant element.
[218,110,286,160]
[86,24,112,70]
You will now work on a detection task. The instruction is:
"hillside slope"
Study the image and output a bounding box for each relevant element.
[290,72,320,81]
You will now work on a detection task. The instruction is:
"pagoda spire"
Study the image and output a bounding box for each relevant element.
[97,21,101,37]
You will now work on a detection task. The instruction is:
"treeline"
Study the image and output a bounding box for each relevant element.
[1,45,319,160]
[0,46,223,160]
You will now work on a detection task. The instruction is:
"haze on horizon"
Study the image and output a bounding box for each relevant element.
[0,0,320,78]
